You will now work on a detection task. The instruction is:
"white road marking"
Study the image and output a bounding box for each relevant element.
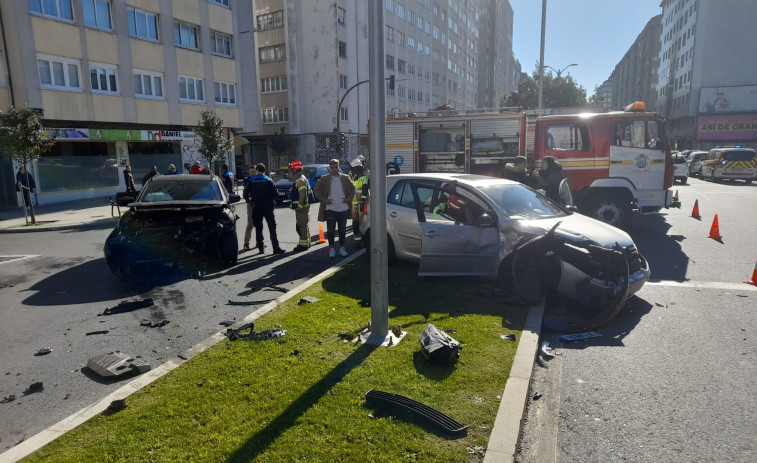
[0,255,39,265]
[645,279,757,292]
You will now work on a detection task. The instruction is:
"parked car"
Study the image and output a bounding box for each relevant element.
[104,174,241,278]
[671,153,689,184]
[687,151,708,176]
[273,164,340,204]
[360,173,650,330]
[699,147,757,183]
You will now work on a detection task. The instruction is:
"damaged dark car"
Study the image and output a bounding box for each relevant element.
[104,174,241,278]
[360,173,650,331]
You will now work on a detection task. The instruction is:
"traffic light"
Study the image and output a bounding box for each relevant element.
[389,74,395,90]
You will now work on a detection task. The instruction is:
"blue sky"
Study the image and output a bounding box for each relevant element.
[509,0,663,93]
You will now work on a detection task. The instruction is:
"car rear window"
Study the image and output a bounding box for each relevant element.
[723,151,756,162]
[141,180,224,202]
[672,156,687,164]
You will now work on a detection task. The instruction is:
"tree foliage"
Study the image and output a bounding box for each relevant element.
[588,85,609,110]
[501,63,588,110]
[0,104,55,166]
[193,110,233,165]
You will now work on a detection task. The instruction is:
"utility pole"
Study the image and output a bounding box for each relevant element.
[538,0,547,111]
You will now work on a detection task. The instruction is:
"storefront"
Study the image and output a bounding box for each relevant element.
[696,85,757,151]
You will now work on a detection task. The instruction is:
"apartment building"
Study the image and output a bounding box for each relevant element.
[477,0,519,108]
[656,0,757,150]
[0,0,244,208]
[610,14,661,111]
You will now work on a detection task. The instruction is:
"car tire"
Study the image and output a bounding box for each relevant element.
[680,177,687,184]
[219,231,238,265]
[362,230,398,264]
[747,179,753,184]
[583,194,632,229]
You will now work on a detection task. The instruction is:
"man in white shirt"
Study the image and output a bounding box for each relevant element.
[313,159,355,258]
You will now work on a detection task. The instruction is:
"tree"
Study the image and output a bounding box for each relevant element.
[193,110,233,169]
[0,105,56,224]
[588,85,609,110]
[500,62,587,110]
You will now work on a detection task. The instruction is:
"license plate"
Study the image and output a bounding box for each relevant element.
[185,216,204,223]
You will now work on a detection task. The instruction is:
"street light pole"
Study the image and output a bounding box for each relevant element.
[545,63,578,78]
[538,0,546,111]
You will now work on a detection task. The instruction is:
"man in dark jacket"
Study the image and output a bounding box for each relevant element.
[221,163,234,194]
[16,166,36,208]
[123,165,136,193]
[533,156,564,202]
[503,156,530,185]
[142,165,158,185]
[243,163,285,254]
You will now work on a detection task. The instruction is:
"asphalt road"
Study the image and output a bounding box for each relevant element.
[517,176,757,463]
[0,204,351,452]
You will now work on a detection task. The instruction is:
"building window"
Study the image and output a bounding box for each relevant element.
[259,44,286,63]
[398,85,406,99]
[386,81,395,96]
[211,31,232,57]
[208,0,229,7]
[339,74,348,89]
[407,36,415,49]
[174,21,199,49]
[214,82,236,106]
[127,7,158,41]
[397,3,405,19]
[338,41,347,59]
[37,55,81,90]
[398,59,406,74]
[82,0,112,30]
[260,75,288,93]
[386,54,395,70]
[89,64,118,94]
[29,0,73,21]
[386,0,394,12]
[385,25,394,41]
[178,76,204,103]
[261,107,289,123]
[397,31,405,46]
[257,10,284,31]
[340,107,349,122]
[337,7,346,25]
[133,70,164,99]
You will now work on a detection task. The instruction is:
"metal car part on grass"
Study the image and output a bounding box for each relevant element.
[87,352,151,378]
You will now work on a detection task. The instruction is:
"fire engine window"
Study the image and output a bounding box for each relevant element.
[545,123,589,152]
[614,121,649,149]
[646,121,660,149]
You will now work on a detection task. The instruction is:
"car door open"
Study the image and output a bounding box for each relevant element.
[411,182,500,276]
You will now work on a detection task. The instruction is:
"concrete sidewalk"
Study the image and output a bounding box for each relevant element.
[0,196,120,233]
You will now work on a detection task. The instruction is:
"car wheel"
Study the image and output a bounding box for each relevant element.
[747,179,753,184]
[680,177,687,184]
[219,231,238,265]
[362,230,398,264]
[583,194,632,229]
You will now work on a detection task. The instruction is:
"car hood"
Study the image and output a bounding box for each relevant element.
[517,213,634,249]
[274,178,293,188]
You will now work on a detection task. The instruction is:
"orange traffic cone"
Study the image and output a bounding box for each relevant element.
[707,214,722,240]
[691,199,701,219]
[674,190,679,202]
[318,223,326,243]
[744,262,757,286]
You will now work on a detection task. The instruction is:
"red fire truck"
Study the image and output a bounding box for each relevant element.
[385,102,679,228]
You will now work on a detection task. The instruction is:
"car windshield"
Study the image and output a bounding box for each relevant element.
[723,151,756,162]
[672,156,687,164]
[270,168,289,182]
[140,180,224,202]
[479,183,567,219]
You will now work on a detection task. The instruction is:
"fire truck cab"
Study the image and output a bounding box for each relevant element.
[533,102,678,228]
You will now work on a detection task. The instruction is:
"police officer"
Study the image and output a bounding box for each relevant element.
[221,163,234,194]
[289,160,311,252]
[349,158,370,248]
[244,163,285,254]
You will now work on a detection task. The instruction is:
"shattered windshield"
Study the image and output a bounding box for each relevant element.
[479,184,567,220]
[140,180,224,202]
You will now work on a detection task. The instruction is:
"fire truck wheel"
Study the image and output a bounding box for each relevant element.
[584,195,632,229]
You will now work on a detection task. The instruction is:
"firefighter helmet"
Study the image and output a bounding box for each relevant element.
[289,160,303,170]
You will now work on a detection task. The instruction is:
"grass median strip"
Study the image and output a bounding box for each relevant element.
[24,259,527,463]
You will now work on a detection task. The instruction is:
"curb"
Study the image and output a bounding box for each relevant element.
[483,299,545,463]
[0,249,366,463]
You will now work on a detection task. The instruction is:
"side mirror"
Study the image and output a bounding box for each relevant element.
[475,214,495,227]
[229,194,242,204]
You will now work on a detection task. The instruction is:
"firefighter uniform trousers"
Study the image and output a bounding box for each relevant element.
[295,205,310,248]
[351,174,368,247]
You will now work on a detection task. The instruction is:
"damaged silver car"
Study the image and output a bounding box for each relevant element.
[104,174,240,278]
[360,173,649,331]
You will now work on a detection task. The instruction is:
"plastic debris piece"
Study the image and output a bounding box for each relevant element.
[197,379,207,387]
[87,352,151,378]
[264,283,288,292]
[86,330,109,336]
[558,331,603,342]
[532,393,542,401]
[219,320,235,327]
[298,296,320,305]
[290,350,300,356]
[540,341,556,358]
[140,320,152,326]
[35,347,53,356]
[500,334,516,341]
[365,389,468,436]
[1,395,16,403]
[178,354,188,360]
[24,382,44,395]
[151,320,169,328]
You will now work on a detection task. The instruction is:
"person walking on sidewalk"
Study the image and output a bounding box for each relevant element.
[123,165,136,193]
[314,159,355,258]
[221,163,234,194]
[142,165,158,185]
[289,160,311,253]
[242,166,256,252]
[15,166,36,209]
[165,164,181,175]
[190,160,202,174]
[243,163,284,254]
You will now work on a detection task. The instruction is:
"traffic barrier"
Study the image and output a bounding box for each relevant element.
[673,190,679,202]
[707,214,722,240]
[744,262,757,286]
[691,199,701,219]
[318,223,326,243]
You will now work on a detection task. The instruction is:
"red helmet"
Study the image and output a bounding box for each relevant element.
[289,160,303,170]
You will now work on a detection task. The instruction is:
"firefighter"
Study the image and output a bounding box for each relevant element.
[289,160,311,252]
[349,158,370,248]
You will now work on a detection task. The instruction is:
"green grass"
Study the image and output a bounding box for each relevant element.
[24,258,527,463]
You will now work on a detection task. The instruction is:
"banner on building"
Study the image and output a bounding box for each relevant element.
[42,128,190,141]
[696,114,757,141]
[699,85,757,113]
